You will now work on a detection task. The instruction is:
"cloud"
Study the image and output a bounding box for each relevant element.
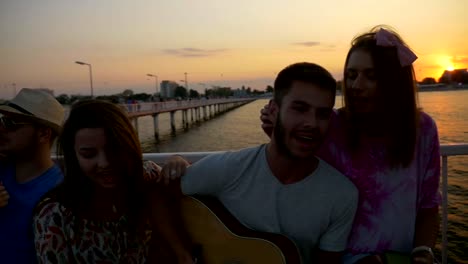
[292,42,336,52]
[292,41,321,47]
[162,48,227,57]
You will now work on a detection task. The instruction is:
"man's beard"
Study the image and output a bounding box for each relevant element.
[273,112,297,159]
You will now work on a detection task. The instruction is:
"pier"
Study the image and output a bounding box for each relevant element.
[123,98,255,140]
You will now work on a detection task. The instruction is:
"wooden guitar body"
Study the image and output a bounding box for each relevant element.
[179,195,301,264]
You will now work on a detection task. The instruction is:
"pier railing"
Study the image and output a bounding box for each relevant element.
[121,98,257,139]
[123,98,256,117]
[143,143,468,264]
[439,144,467,264]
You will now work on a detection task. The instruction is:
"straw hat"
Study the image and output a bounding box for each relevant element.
[0,88,64,133]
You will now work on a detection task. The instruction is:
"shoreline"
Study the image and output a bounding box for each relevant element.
[418,87,468,92]
[417,84,468,92]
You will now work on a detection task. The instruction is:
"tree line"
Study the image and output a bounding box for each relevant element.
[54,85,275,105]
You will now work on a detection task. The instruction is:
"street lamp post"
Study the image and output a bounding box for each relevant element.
[184,72,188,90]
[75,61,94,98]
[146,74,159,95]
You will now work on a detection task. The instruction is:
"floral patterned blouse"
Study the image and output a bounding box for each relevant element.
[33,160,161,264]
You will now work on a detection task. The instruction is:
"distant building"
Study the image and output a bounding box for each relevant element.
[232,88,248,97]
[160,81,179,98]
[439,69,468,84]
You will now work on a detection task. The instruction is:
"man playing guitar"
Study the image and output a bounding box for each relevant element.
[153,62,358,264]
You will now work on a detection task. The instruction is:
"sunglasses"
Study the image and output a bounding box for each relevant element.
[0,116,33,131]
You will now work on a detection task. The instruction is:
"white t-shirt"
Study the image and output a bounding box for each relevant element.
[181,144,358,263]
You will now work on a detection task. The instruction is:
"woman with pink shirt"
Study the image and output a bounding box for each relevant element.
[261,25,440,264]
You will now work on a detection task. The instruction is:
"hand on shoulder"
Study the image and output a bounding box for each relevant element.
[260,100,274,137]
[160,155,190,185]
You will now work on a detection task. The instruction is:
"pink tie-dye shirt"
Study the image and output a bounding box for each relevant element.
[318,111,441,255]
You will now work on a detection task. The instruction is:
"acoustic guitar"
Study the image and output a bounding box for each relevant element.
[178,195,302,264]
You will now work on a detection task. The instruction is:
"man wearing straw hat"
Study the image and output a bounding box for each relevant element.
[0,88,65,263]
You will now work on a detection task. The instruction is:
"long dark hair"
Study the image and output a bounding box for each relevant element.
[57,99,145,231]
[341,25,420,168]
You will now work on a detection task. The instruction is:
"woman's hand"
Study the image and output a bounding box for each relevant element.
[159,155,190,185]
[0,182,9,207]
[260,100,275,137]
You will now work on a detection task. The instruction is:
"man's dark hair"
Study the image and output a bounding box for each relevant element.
[273,62,336,106]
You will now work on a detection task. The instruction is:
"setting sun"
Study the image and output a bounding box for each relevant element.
[447,66,455,71]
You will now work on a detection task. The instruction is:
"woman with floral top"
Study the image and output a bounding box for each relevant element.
[32,100,194,263]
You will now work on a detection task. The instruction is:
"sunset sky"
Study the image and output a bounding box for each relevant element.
[1,0,467,98]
